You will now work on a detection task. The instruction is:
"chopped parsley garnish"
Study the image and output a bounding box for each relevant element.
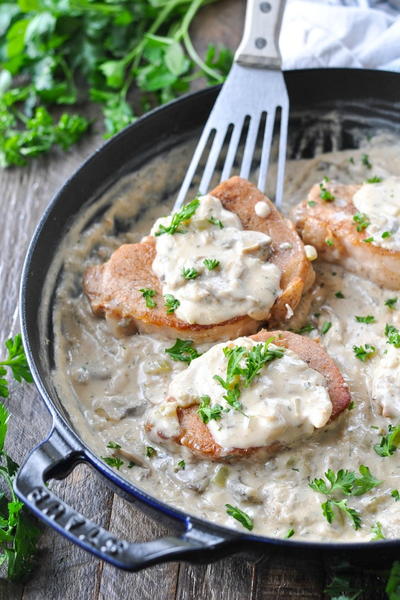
[208,216,224,229]
[296,323,315,334]
[382,231,392,239]
[309,465,380,530]
[385,324,400,347]
[321,321,332,335]
[177,460,186,470]
[164,294,180,314]
[0,334,33,398]
[386,561,400,598]
[197,395,223,424]
[348,401,355,411]
[353,344,376,362]
[335,291,345,299]
[361,153,372,169]
[308,200,317,207]
[363,237,374,243]
[145,446,157,458]
[366,176,382,183]
[182,267,199,280]
[285,529,295,539]
[213,340,284,413]
[355,315,376,324]
[203,258,220,270]
[385,298,398,309]
[155,198,200,236]
[374,424,400,457]
[319,180,335,202]
[391,490,400,501]
[102,456,124,470]
[353,212,370,232]
[107,441,121,449]
[139,288,157,309]
[325,238,334,247]
[225,504,253,531]
[127,461,136,469]
[165,339,201,364]
[371,521,385,540]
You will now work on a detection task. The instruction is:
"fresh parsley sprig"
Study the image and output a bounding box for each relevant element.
[352,344,376,362]
[139,288,157,309]
[353,212,370,232]
[374,424,400,457]
[155,198,200,236]
[225,504,253,531]
[0,334,32,398]
[197,395,223,424]
[165,339,201,364]
[164,294,180,314]
[385,324,400,348]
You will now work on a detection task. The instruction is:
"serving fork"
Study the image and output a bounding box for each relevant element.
[174,0,289,211]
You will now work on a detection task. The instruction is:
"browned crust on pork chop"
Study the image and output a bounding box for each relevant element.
[172,329,350,459]
[84,177,315,341]
[292,182,400,289]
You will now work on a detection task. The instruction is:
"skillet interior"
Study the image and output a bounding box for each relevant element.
[21,69,400,554]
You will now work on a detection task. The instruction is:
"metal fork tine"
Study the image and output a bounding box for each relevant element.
[220,118,244,182]
[198,128,228,194]
[239,115,260,180]
[257,109,275,193]
[275,104,289,210]
[174,126,213,209]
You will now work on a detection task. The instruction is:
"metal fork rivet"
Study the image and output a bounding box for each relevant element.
[255,37,267,49]
[260,2,271,12]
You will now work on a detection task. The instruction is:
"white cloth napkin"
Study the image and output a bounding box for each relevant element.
[280,0,400,71]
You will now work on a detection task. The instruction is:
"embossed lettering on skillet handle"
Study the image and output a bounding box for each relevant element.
[14,427,236,571]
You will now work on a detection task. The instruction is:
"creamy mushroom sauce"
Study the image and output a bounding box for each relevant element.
[52,134,400,542]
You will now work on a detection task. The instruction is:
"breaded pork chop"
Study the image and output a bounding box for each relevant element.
[293,181,400,289]
[84,177,315,342]
[154,329,351,460]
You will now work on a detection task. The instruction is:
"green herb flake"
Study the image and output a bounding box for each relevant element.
[203,258,220,271]
[155,198,200,236]
[391,489,400,501]
[325,238,334,247]
[353,212,370,232]
[208,216,224,229]
[296,323,315,335]
[182,267,199,280]
[361,153,372,169]
[374,424,400,457]
[165,339,201,364]
[102,456,124,470]
[139,288,157,309]
[164,294,180,314]
[366,176,382,183]
[355,315,376,324]
[225,504,253,531]
[385,324,400,347]
[176,460,186,471]
[348,401,355,411]
[363,236,374,243]
[321,321,332,335]
[352,344,376,362]
[371,521,385,540]
[145,446,157,458]
[319,179,335,202]
[285,528,295,539]
[335,291,345,299]
[308,200,317,207]
[385,297,398,310]
[197,395,223,424]
[382,231,392,239]
[106,441,121,449]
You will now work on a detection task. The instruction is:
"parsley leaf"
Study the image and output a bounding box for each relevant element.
[101,456,124,470]
[335,291,345,299]
[382,231,392,239]
[106,441,121,449]
[197,395,223,424]
[374,424,400,457]
[225,504,253,531]
[165,339,201,364]
[319,179,335,202]
[139,287,157,309]
[366,175,382,183]
[371,521,385,540]
[385,324,400,347]
[182,267,199,280]
[176,460,185,470]
[203,258,220,270]
[361,153,372,169]
[285,528,295,539]
[321,321,332,335]
[386,561,400,599]
[155,198,199,236]
[352,212,370,232]
[385,298,398,310]
[145,446,156,458]
[326,238,334,246]
[0,334,32,397]
[352,344,376,362]
[164,294,180,314]
[296,323,315,334]
[355,315,376,324]
[391,489,400,501]
[208,216,224,229]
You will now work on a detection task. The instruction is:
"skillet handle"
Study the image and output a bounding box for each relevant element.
[14,427,236,571]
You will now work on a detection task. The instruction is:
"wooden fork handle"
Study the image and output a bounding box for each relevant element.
[235,0,286,69]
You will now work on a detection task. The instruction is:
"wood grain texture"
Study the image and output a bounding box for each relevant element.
[0,0,389,598]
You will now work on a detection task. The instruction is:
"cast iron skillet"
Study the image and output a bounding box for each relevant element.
[15,69,400,571]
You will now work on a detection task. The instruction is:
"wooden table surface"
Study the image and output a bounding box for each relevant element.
[0,1,392,598]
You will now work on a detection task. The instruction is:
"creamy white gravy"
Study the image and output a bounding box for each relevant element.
[151,338,332,450]
[151,193,281,324]
[353,176,400,249]
[52,134,400,542]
